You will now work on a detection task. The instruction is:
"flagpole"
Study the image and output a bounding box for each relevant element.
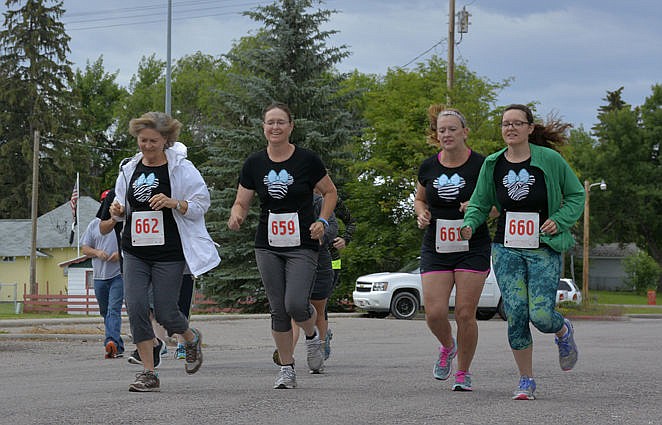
[76,172,80,257]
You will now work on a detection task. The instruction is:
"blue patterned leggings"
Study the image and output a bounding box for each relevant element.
[492,243,565,350]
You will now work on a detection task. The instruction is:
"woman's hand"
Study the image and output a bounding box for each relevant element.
[416,209,431,229]
[109,201,124,218]
[460,226,473,240]
[227,213,244,231]
[310,221,325,243]
[540,219,558,235]
[149,193,175,210]
[333,237,346,250]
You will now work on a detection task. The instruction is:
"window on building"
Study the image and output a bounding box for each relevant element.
[2,256,15,262]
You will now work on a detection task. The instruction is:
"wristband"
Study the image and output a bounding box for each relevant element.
[316,217,329,228]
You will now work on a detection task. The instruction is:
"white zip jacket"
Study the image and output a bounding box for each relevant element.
[113,142,221,277]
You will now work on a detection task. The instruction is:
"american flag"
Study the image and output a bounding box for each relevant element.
[69,180,78,245]
[70,182,78,221]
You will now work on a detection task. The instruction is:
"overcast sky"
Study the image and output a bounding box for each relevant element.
[3,0,661,131]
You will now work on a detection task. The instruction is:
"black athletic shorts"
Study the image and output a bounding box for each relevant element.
[419,243,491,274]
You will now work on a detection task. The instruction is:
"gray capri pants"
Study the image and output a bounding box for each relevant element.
[123,251,188,343]
[255,248,318,332]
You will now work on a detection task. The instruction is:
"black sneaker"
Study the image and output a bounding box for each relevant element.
[127,349,142,365]
[128,371,160,392]
[152,339,164,369]
[127,339,163,368]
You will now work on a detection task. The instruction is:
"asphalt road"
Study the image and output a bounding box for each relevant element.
[1,314,661,425]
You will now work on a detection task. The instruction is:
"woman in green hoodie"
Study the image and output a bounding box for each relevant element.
[460,104,585,400]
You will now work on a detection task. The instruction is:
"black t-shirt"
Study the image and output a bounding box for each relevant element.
[418,150,490,249]
[239,146,327,251]
[493,154,548,244]
[121,162,184,261]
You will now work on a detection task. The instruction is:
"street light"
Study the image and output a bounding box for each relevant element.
[582,179,607,305]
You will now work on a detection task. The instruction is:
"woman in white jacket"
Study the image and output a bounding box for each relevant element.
[110,111,220,392]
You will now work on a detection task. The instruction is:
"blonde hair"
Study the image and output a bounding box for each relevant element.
[129,112,182,148]
[426,105,467,146]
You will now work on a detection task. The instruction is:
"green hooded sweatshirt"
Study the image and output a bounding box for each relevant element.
[462,143,585,253]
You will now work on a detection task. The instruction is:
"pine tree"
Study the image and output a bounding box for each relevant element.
[199,0,361,310]
[0,0,77,218]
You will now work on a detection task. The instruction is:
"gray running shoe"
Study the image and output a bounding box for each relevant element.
[433,337,457,380]
[128,371,160,392]
[185,328,203,374]
[555,318,578,371]
[305,330,324,372]
[274,365,297,389]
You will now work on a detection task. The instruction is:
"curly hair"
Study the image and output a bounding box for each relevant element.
[129,112,182,148]
[503,104,572,151]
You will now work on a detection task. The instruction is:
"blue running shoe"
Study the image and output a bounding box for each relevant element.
[512,376,536,400]
[433,337,457,380]
[555,318,578,371]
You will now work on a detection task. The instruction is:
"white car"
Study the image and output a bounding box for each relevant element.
[352,258,505,320]
[557,278,583,305]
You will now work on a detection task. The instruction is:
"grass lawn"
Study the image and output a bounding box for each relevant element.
[557,289,661,317]
[0,302,71,320]
[590,290,656,305]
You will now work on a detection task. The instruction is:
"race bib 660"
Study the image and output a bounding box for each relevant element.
[504,211,539,248]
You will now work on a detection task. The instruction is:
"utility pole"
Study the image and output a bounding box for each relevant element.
[29,129,40,295]
[446,0,455,105]
[165,0,172,115]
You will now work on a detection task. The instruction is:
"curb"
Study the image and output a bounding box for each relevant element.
[0,313,363,332]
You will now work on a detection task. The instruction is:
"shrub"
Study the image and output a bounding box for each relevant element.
[622,251,662,294]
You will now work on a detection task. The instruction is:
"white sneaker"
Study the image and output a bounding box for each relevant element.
[274,365,297,389]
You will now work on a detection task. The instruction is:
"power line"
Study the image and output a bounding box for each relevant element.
[398,39,446,69]
[64,0,258,18]
[63,1,270,31]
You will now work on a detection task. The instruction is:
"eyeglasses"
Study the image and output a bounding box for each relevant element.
[264,120,290,127]
[501,121,530,129]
